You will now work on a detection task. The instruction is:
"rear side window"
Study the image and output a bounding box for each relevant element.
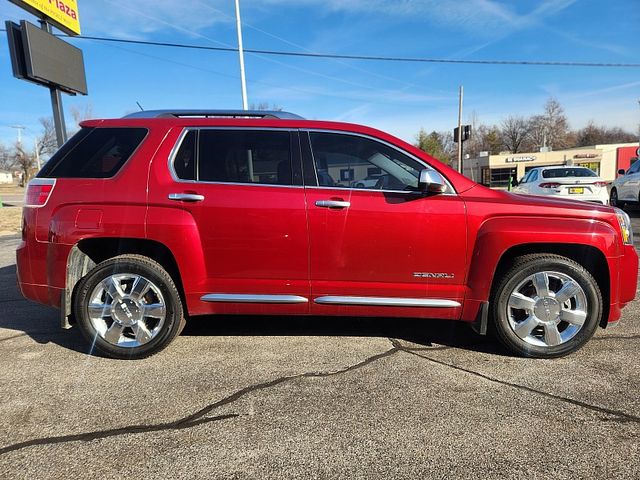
[197,130,292,185]
[38,127,147,178]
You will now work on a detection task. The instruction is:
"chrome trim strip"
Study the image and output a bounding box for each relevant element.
[200,294,309,304]
[313,296,461,307]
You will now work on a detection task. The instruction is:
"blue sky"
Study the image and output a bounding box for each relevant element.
[1,0,639,148]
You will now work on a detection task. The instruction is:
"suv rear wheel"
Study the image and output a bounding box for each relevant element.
[73,255,185,359]
[490,254,602,358]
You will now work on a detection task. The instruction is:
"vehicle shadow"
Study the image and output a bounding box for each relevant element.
[0,263,506,357]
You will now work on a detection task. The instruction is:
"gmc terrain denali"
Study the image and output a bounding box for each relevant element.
[16,110,638,359]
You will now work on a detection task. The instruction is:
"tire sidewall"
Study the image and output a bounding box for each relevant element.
[493,258,602,358]
[74,259,182,359]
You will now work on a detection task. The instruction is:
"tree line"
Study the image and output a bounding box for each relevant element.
[415,98,639,166]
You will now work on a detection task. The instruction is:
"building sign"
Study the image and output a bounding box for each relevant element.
[574,153,599,159]
[505,156,536,163]
[9,0,80,35]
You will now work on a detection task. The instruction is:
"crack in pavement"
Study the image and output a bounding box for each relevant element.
[389,338,640,424]
[591,334,640,341]
[0,344,401,455]
[0,333,28,343]
[2,336,637,456]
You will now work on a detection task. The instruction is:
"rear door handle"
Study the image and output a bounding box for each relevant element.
[168,193,205,202]
[315,200,350,209]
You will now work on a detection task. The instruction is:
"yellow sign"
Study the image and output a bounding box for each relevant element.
[9,0,81,35]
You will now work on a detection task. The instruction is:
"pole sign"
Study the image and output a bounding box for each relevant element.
[8,0,80,35]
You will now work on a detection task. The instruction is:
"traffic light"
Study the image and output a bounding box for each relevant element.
[454,125,471,143]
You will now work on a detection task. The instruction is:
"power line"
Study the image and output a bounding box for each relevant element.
[3,29,635,69]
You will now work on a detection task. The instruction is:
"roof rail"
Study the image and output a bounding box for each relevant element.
[123,110,305,120]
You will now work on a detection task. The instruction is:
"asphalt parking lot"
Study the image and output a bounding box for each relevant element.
[0,210,639,479]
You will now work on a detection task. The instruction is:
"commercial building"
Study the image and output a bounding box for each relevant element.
[464,142,639,188]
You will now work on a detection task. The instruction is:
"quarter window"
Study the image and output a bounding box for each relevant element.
[308,132,423,191]
[197,130,293,185]
[173,130,196,180]
[38,127,147,179]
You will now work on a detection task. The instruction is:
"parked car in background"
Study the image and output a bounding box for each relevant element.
[513,166,609,204]
[351,174,387,188]
[16,110,637,360]
[610,160,640,209]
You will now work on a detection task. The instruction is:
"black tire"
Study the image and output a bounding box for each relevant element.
[73,254,185,359]
[490,254,602,358]
[610,188,625,209]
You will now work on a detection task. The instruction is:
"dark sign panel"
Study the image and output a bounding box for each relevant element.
[20,20,87,95]
[5,21,29,80]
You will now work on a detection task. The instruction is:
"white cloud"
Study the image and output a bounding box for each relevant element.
[80,0,232,39]
[260,0,576,33]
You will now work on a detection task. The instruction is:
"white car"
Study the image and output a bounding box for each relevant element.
[513,166,609,205]
[610,161,640,209]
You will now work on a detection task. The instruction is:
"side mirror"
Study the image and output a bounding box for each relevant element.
[418,169,447,194]
[618,169,626,175]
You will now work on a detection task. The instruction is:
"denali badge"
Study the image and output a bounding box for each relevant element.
[413,272,455,279]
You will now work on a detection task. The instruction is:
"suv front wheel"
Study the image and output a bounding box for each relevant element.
[490,254,602,358]
[73,254,185,359]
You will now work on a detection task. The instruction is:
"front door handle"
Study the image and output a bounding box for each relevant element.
[315,199,350,209]
[168,193,205,202]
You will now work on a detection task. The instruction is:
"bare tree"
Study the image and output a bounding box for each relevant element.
[575,121,637,146]
[500,116,529,153]
[0,143,11,171]
[526,98,570,151]
[36,117,58,160]
[13,141,36,183]
[249,102,283,111]
[70,103,94,130]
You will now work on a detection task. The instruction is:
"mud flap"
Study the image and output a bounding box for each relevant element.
[470,301,489,335]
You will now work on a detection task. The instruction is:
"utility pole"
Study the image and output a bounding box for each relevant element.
[10,125,26,147]
[456,85,463,173]
[234,0,249,110]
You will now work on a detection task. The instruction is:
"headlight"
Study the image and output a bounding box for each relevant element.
[614,208,633,245]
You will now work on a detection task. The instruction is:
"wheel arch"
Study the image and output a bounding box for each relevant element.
[463,216,617,328]
[491,243,610,328]
[64,237,185,325]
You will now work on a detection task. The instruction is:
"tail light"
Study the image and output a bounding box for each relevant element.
[25,178,56,207]
[539,182,560,188]
[592,181,608,187]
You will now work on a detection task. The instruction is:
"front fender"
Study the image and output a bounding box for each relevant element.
[465,216,618,306]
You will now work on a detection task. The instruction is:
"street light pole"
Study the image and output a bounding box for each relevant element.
[234,0,249,110]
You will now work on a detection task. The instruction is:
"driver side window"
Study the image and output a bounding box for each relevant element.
[308,132,424,191]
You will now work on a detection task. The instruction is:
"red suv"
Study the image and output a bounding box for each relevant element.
[16,110,638,359]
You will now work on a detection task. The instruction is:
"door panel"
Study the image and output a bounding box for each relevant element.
[150,128,310,315]
[305,188,467,319]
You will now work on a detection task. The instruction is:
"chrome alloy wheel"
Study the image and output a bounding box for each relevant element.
[506,271,588,348]
[87,274,166,348]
